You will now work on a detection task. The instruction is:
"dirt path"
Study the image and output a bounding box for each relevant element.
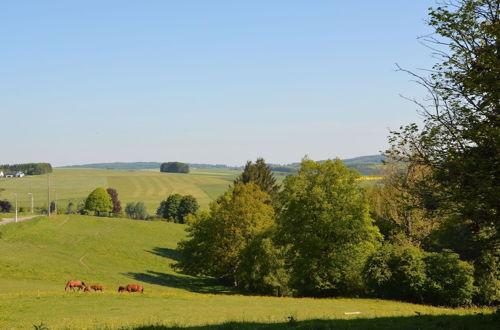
[0,215,40,226]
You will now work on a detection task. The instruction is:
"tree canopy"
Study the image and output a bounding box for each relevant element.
[176,182,275,285]
[160,162,189,173]
[84,187,113,215]
[278,158,381,296]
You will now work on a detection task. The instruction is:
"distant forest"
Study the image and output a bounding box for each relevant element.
[0,163,53,175]
[58,155,385,176]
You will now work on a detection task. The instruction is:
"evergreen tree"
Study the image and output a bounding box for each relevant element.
[234,158,279,201]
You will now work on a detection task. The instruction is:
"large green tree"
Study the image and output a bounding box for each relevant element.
[389,0,499,260]
[175,182,275,285]
[278,158,381,296]
[388,0,499,304]
[84,187,113,215]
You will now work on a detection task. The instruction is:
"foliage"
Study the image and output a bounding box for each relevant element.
[236,228,291,297]
[106,188,122,214]
[424,250,475,307]
[84,187,113,215]
[157,194,199,223]
[176,182,275,285]
[0,163,52,175]
[364,244,427,303]
[178,195,200,224]
[388,0,499,263]
[234,158,279,201]
[365,161,438,247]
[0,199,12,213]
[125,202,148,220]
[278,158,381,296]
[160,162,189,173]
[473,251,500,305]
[161,194,182,222]
[364,246,476,306]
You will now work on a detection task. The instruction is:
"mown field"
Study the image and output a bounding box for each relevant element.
[0,168,241,214]
[0,215,496,329]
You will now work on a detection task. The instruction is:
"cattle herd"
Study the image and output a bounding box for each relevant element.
[64,280,143,293]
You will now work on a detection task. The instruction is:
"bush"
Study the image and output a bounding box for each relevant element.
[0,200,12,213]
[125,202,148,220]
[424,250,475,307]
[473,252,500,305]
[364,244,427,303]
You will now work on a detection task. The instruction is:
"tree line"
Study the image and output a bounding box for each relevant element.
[0,163,52,175]
[174,0,499,306]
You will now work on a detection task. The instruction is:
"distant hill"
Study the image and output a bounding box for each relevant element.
[59,154,385,176]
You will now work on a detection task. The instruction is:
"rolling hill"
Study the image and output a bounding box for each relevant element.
[0,215,494,329]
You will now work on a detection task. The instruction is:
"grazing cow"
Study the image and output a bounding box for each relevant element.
[84,285,104,292]
[65,280,86,292]
[118,284,144,293]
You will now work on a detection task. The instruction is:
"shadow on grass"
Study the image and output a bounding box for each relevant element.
[130,247,235,294]
[129,313,499,330]
[124,270,235,295]
[147,247,181,262]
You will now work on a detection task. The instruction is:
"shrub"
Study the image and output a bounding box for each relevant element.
[125,202,148,220]
[364,244,427,303]
[0,200,12,213]
[473,252,500,305]
[424,250,475,307]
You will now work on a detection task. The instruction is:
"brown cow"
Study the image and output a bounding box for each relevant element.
[84,285,104,292]
[118,284,143,293]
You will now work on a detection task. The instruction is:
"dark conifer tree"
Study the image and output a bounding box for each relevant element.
[234,158,279,201]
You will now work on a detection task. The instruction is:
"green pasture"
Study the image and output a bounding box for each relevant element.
[0,168,240,214]
[0,215,495,329]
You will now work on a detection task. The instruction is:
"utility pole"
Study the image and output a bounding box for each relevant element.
[47,174,51,217]
[28,193,34,214]
[14,193,18,223]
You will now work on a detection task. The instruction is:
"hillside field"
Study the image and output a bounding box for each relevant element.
[0,215,496,329]
[0,168,242,214]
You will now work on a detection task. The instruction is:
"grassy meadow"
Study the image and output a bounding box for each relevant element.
[0,215,496,329]
[0,168,241,214]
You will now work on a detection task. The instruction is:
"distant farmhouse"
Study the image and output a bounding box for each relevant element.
[1,171,25,178]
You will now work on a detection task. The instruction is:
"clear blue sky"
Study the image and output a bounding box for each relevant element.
[1,0,436,166]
